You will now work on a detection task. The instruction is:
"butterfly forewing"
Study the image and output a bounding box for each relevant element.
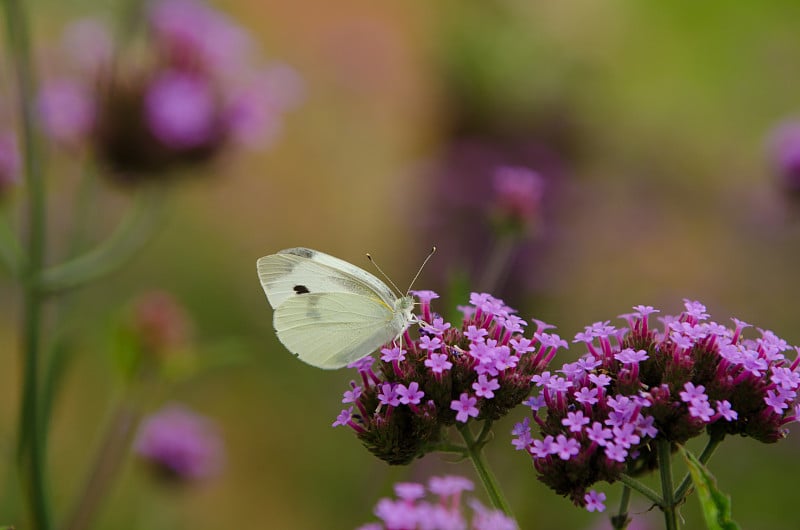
[273,292,404,369]
[257,247,397,308]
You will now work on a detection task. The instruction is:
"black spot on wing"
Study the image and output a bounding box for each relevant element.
[285,248,315,258]
[294,285,310,294]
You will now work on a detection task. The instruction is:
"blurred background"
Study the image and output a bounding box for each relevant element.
[2,0,800,528]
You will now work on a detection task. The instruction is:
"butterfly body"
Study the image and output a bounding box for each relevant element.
[257,247,415,369]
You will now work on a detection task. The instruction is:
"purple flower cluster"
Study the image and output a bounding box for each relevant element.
[333,291,561,464]
[134,403,224,481]
[512,300,800,508]
[38,0,301,180]
[489,166,545,235]
[356,475,517,530]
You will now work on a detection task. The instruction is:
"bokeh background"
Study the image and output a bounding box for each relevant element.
[3,0,800,528]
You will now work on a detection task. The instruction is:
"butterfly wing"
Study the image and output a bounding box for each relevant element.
[257,247,397,308]
[273,291,409,369]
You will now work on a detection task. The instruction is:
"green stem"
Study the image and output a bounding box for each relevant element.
[610,485,632,530]
[2,0,53,528]
[62,396,143,530]
[457,423,513,517]
[673,433,723,503]
[0,208,22,276]
[618,473,663,507]
[477,235,518,294]
[657,439,678,530]
[40,184,168,294]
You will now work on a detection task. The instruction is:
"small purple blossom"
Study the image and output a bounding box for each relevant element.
[472,375,501,399]
[451,393,479,423]
[584,490,606,512]
[425,352,453,374]
[134,404,223,480]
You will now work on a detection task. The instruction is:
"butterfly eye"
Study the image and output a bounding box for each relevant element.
[293,285,310,294]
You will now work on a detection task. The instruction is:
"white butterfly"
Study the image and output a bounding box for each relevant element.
[257,247,417,369]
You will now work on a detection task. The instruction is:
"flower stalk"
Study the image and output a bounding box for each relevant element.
[458,423,513,517]
[2,0,52,527]
[657,439,678,530]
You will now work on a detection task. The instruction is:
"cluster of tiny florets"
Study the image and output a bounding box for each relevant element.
[512,300,800,508]
[356,475,517,530]
[333,291,561,464]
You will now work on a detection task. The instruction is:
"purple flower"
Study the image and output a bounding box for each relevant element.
[451,393,479,423]
[359,475,517,530]
[516,300,800,508]
[584,490,606,513]
[37,79,95,146]
[144,71,216,149]
[148,0,251,76]
[491,165,545,233]
[134,404,223,480]
[472,375,500,399]
[336,291,556,465]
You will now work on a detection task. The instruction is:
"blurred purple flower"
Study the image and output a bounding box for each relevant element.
[419,136,564,301]
[769,120,800,192]
[144,71,217,150]
[0,131,20,196]
[37,79,95,146]
[135,403,224,480]
[61,17,114,74]
[148,0,251,76]
[358,475,517,530]
[490,165,546,234]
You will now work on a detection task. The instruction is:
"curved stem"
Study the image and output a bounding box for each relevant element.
[457,423,513,517]
[62,397,142,530]
[477,235,518,294]
[40,184,169,294]
[657,439,678,530]
[673,432,723,503]
[2,0,53,527]
[618,473,663,507]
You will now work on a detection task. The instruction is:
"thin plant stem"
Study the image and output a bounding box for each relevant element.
[477,235,518,294]
[457,424,513,517]
[0,208,22,275]
[62,398,142,530]
[673,433,723,503]
[618,473,663,507]
[610,485,632,530]
[657,439,678,530]
[2,0,53,528]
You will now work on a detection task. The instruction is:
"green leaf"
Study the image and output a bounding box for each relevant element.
[679,446,740,530]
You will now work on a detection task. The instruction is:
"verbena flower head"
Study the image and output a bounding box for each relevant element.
[769,120,800,192]
[513,300,800,508]
[134,403,224,481]
[356,475,517,530]
[0,130,20,197]
[40,1,301,181]
[490,166,545,236]
[333,291,561,464]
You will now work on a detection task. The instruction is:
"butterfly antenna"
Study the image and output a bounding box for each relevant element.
[406,246,436,294]
[366,253,404,296]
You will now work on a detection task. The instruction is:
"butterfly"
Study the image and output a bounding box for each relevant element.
[257,247,427,369]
